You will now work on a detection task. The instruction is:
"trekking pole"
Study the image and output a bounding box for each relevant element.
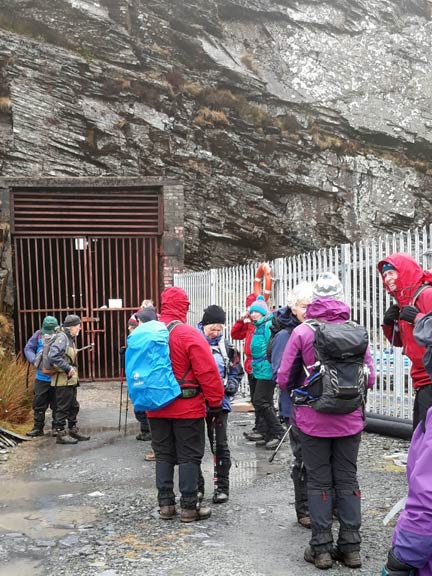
[210,416,218,493]
[76,342,95,353]
[118,347,126,432]
[124,395,129,436]
[26,362,30,390]
[268,424,292,463]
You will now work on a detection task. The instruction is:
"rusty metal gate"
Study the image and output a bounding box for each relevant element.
[11,185,163,380]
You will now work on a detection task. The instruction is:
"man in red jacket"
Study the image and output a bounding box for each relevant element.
[378,253,432,429]
[147,287,224,522]
[231,293,265,440]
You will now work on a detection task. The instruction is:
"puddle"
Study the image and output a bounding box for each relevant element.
[0,559,43,576]
[0,479,82,502]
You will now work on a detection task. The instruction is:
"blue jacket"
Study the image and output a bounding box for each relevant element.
[24,330,51,383]
[270,307,300,419]
[250,313,273,380]
[198,323,244,412]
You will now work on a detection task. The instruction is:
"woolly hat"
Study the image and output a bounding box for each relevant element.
[381,262,396,273]
[41,316,59,335]
[136,308,157,323]
[63,314,82,328]
[313,273,344,300]
[201,305,226,326]
[249,295,269,316]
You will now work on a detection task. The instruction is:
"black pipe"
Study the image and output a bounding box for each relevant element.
[365,412,412,440]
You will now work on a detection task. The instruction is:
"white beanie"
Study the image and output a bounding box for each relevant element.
[313,272,344,301]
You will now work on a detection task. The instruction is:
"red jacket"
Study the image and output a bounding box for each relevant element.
[146,287,224,419]
[230,293,256,374]
[379,253,432,389]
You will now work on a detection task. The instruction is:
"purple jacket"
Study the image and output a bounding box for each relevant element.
[392,408,432,575]
[276,298,375,438]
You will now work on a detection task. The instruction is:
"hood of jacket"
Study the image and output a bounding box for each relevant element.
[159,287,190,323]
[378,252,432,306]
[273,306,300,331]
[306,297,351,322]
[246,293,256,307]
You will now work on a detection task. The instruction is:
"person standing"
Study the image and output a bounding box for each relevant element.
[24,315,59,437]
[277,273,375,570]
[48,314,90,445]
[146,287,224,522]
[378,253,432,430]
[198,305,244,503]
[249,295,285,450]
[231,293,264,441]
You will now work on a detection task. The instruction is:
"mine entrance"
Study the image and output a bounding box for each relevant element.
[11,184,163,380]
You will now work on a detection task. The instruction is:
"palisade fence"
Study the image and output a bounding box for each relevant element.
[174,225,432,421]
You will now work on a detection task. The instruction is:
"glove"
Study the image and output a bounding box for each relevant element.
[399,305,419,324]
[382,548,415,576]
[383,304,400,325]
[207,406,223,418]
[225,381,237,395]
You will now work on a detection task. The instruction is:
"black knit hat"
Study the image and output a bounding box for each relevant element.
[63,314,82,328]
[136,308,157,323]
[201,305,226,326]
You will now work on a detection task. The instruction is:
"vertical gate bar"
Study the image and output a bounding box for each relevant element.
[108,238,114,379]
[135,237,141,305]
[16,238,25,353]
[103,238,108,380]
[87,236,95,380]
[154,237,159,307]
[127,237,133,310]
[63,238,69,315]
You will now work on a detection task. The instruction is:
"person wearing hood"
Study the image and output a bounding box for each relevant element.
[231,293,264,440]
[271,282,314,529]
[249,295,286,450]
[48,315,91,445]
[197,305,244,504]
[146,287,224,523]
[24,315,60,437]
[378,253,432,430]
[277,273,375,570]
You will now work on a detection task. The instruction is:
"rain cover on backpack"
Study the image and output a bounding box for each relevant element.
[294,320,369,414]
[125,320,181,411]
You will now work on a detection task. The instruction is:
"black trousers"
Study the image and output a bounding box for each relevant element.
[413,384,432,430]
[134,410,150,432]
[32,378,58,429]
[55,385,79,430]
[253,379,285,440]
[149,417,205,510]
[198,412,231,495]
[299,430,362,554]
[289,424,308,520]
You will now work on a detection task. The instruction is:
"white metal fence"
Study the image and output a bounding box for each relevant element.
[174,224,432,421]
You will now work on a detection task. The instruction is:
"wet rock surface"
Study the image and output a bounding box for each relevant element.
[0,382,408,575]
[0,1,432,268]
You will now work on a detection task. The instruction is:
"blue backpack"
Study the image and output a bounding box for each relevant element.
[125,320,181,411]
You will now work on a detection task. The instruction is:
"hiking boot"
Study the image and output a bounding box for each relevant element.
[180,506,212,523]
[144,450,156,461]
[265,437,282,450]
[136,431,152,441]
[245,432,264,441]
[213,491,229,504]
[304,546,333,570]
[159,505,176,520]
[331,547,362,568]
[26,427,44,438]
[56,430,78,445]
[69,427,90,441]
[298,516,311,529]
[255,439,267,446]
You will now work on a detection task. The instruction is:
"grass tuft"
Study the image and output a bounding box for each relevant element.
[0,354,34,427]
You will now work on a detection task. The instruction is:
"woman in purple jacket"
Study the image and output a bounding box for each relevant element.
[277,272,375,570]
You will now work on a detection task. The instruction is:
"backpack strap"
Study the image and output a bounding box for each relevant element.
[412,283,432,307]
[166,320,201,397]
[211,338,230,385]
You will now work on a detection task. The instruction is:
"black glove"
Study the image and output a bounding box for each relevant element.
[207,406,223,418]
[383,304,400,325]
[399,305,419,324]
[382,548,415,575]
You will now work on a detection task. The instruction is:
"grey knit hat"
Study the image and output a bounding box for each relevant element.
[63,314,82,327]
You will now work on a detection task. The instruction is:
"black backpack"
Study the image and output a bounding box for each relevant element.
[293,320,369,414]
[266,315,283,361]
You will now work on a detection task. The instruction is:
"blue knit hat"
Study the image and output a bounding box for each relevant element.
[249,295,269,316]
[381,262,396,273]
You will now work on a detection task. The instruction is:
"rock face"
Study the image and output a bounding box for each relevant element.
[0,0,431,268]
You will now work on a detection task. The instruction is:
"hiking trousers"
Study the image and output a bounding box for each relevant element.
[55,385,79,430]
[32,378,58,430]
[289,424,308,520]
[299,430,362,555]
[150,417,205,510]
[253,379,285,441]
[413,383,432,431]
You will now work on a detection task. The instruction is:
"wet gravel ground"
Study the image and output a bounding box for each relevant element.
[0,382,409,576]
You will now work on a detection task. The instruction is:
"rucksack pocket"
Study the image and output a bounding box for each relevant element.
[312,361,365,414]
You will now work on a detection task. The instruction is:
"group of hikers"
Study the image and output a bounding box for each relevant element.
[23,252,432,574]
